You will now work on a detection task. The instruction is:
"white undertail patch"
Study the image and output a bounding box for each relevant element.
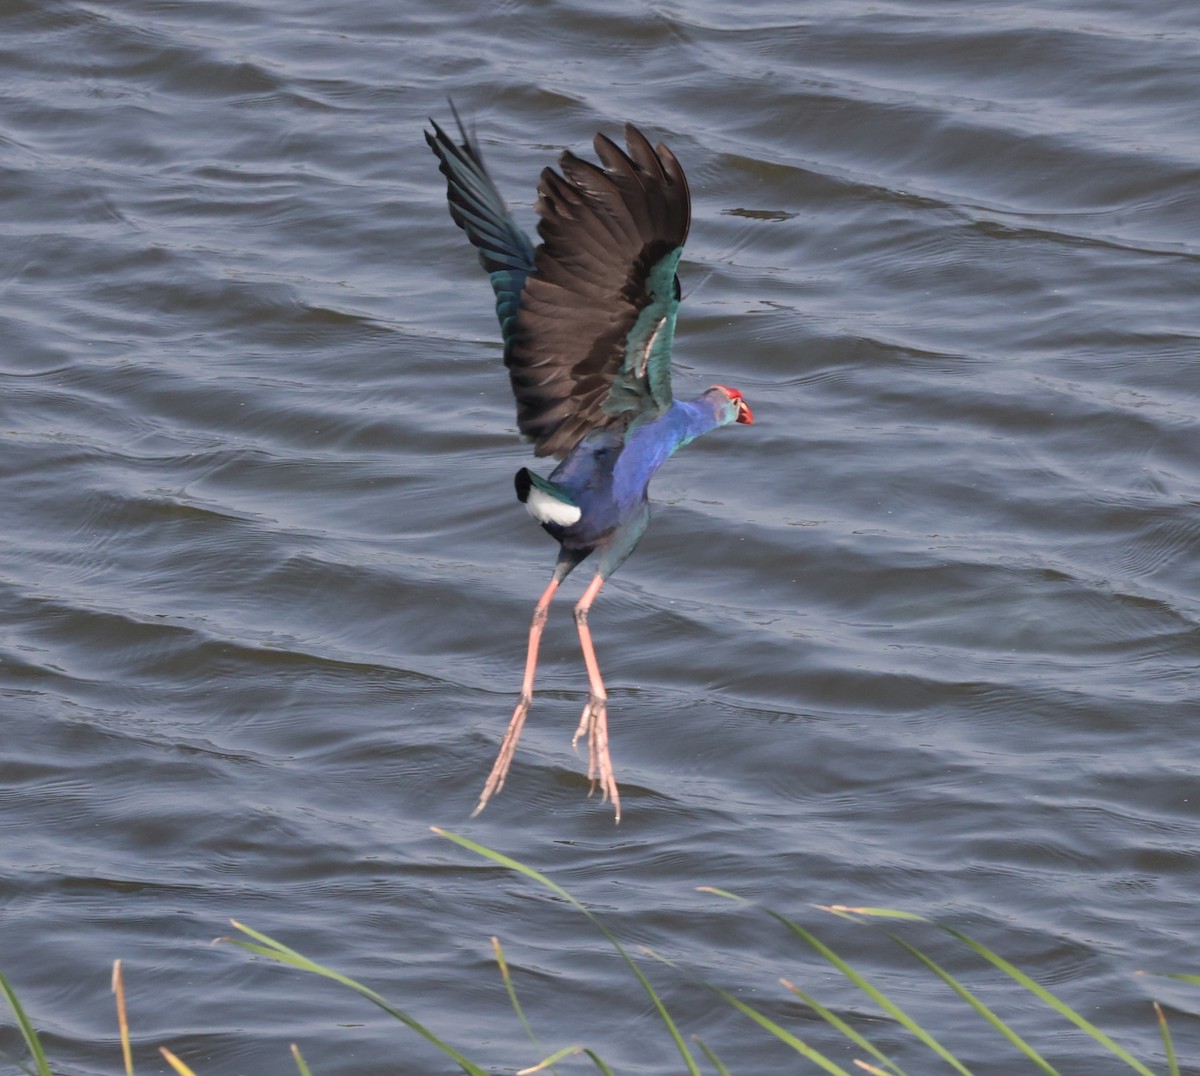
[525,486,582,526]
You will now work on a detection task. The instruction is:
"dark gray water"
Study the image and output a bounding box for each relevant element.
[3,0,1198,1072]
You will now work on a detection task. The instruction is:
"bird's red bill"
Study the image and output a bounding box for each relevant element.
[715,384,754,424]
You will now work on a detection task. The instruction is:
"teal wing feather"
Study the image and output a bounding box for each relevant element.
[602,245,682,420]
[425,109,536,347]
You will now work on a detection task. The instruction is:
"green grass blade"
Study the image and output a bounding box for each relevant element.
[817,906,929,924]
[517,1044,582,1073]
[579,1048,616,1075]
[768,912,972,1076]
[695,886,748,903]
[492,936,548,1066]
[1151,973,1200,985]
[433,827,701,1076]
[943,928,1156,1076]
[0,968,53,1076]
[1154,1003,1177,1076]
[694,1036,732,1076]
[780,978,906,1076]
[704,980,855,1075]
[291,1044,313,1076]
[888,936,1060,1076]
[225,921,488,1076]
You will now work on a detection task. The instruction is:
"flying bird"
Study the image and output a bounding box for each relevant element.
[426,110,753,821]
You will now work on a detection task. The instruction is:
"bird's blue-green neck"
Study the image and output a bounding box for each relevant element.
[611,391,738,503]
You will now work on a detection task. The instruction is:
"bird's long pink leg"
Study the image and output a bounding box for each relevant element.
[571,575,621,822]
[473,576,560,816]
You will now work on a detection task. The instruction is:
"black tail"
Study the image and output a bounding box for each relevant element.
[514,466,532,503]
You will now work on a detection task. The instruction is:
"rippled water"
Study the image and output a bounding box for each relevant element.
[3,0,1199,1072]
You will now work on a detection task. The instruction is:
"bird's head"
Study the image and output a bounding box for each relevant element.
[711,385,755,426]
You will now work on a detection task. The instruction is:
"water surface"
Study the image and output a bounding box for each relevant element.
[2,0,1198,1072]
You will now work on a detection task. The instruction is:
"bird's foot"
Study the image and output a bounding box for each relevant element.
[572,693,621,822]
[473,693,533,817]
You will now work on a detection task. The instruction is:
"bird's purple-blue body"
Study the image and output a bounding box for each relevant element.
[426,110,753,819]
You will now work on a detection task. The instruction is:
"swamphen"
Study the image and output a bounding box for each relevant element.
[426,111,753,821]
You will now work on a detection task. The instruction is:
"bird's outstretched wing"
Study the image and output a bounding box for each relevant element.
[427,116,690,460]
[515,126,690,458]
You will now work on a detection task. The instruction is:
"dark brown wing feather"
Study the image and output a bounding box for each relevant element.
[506,125,690,459]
